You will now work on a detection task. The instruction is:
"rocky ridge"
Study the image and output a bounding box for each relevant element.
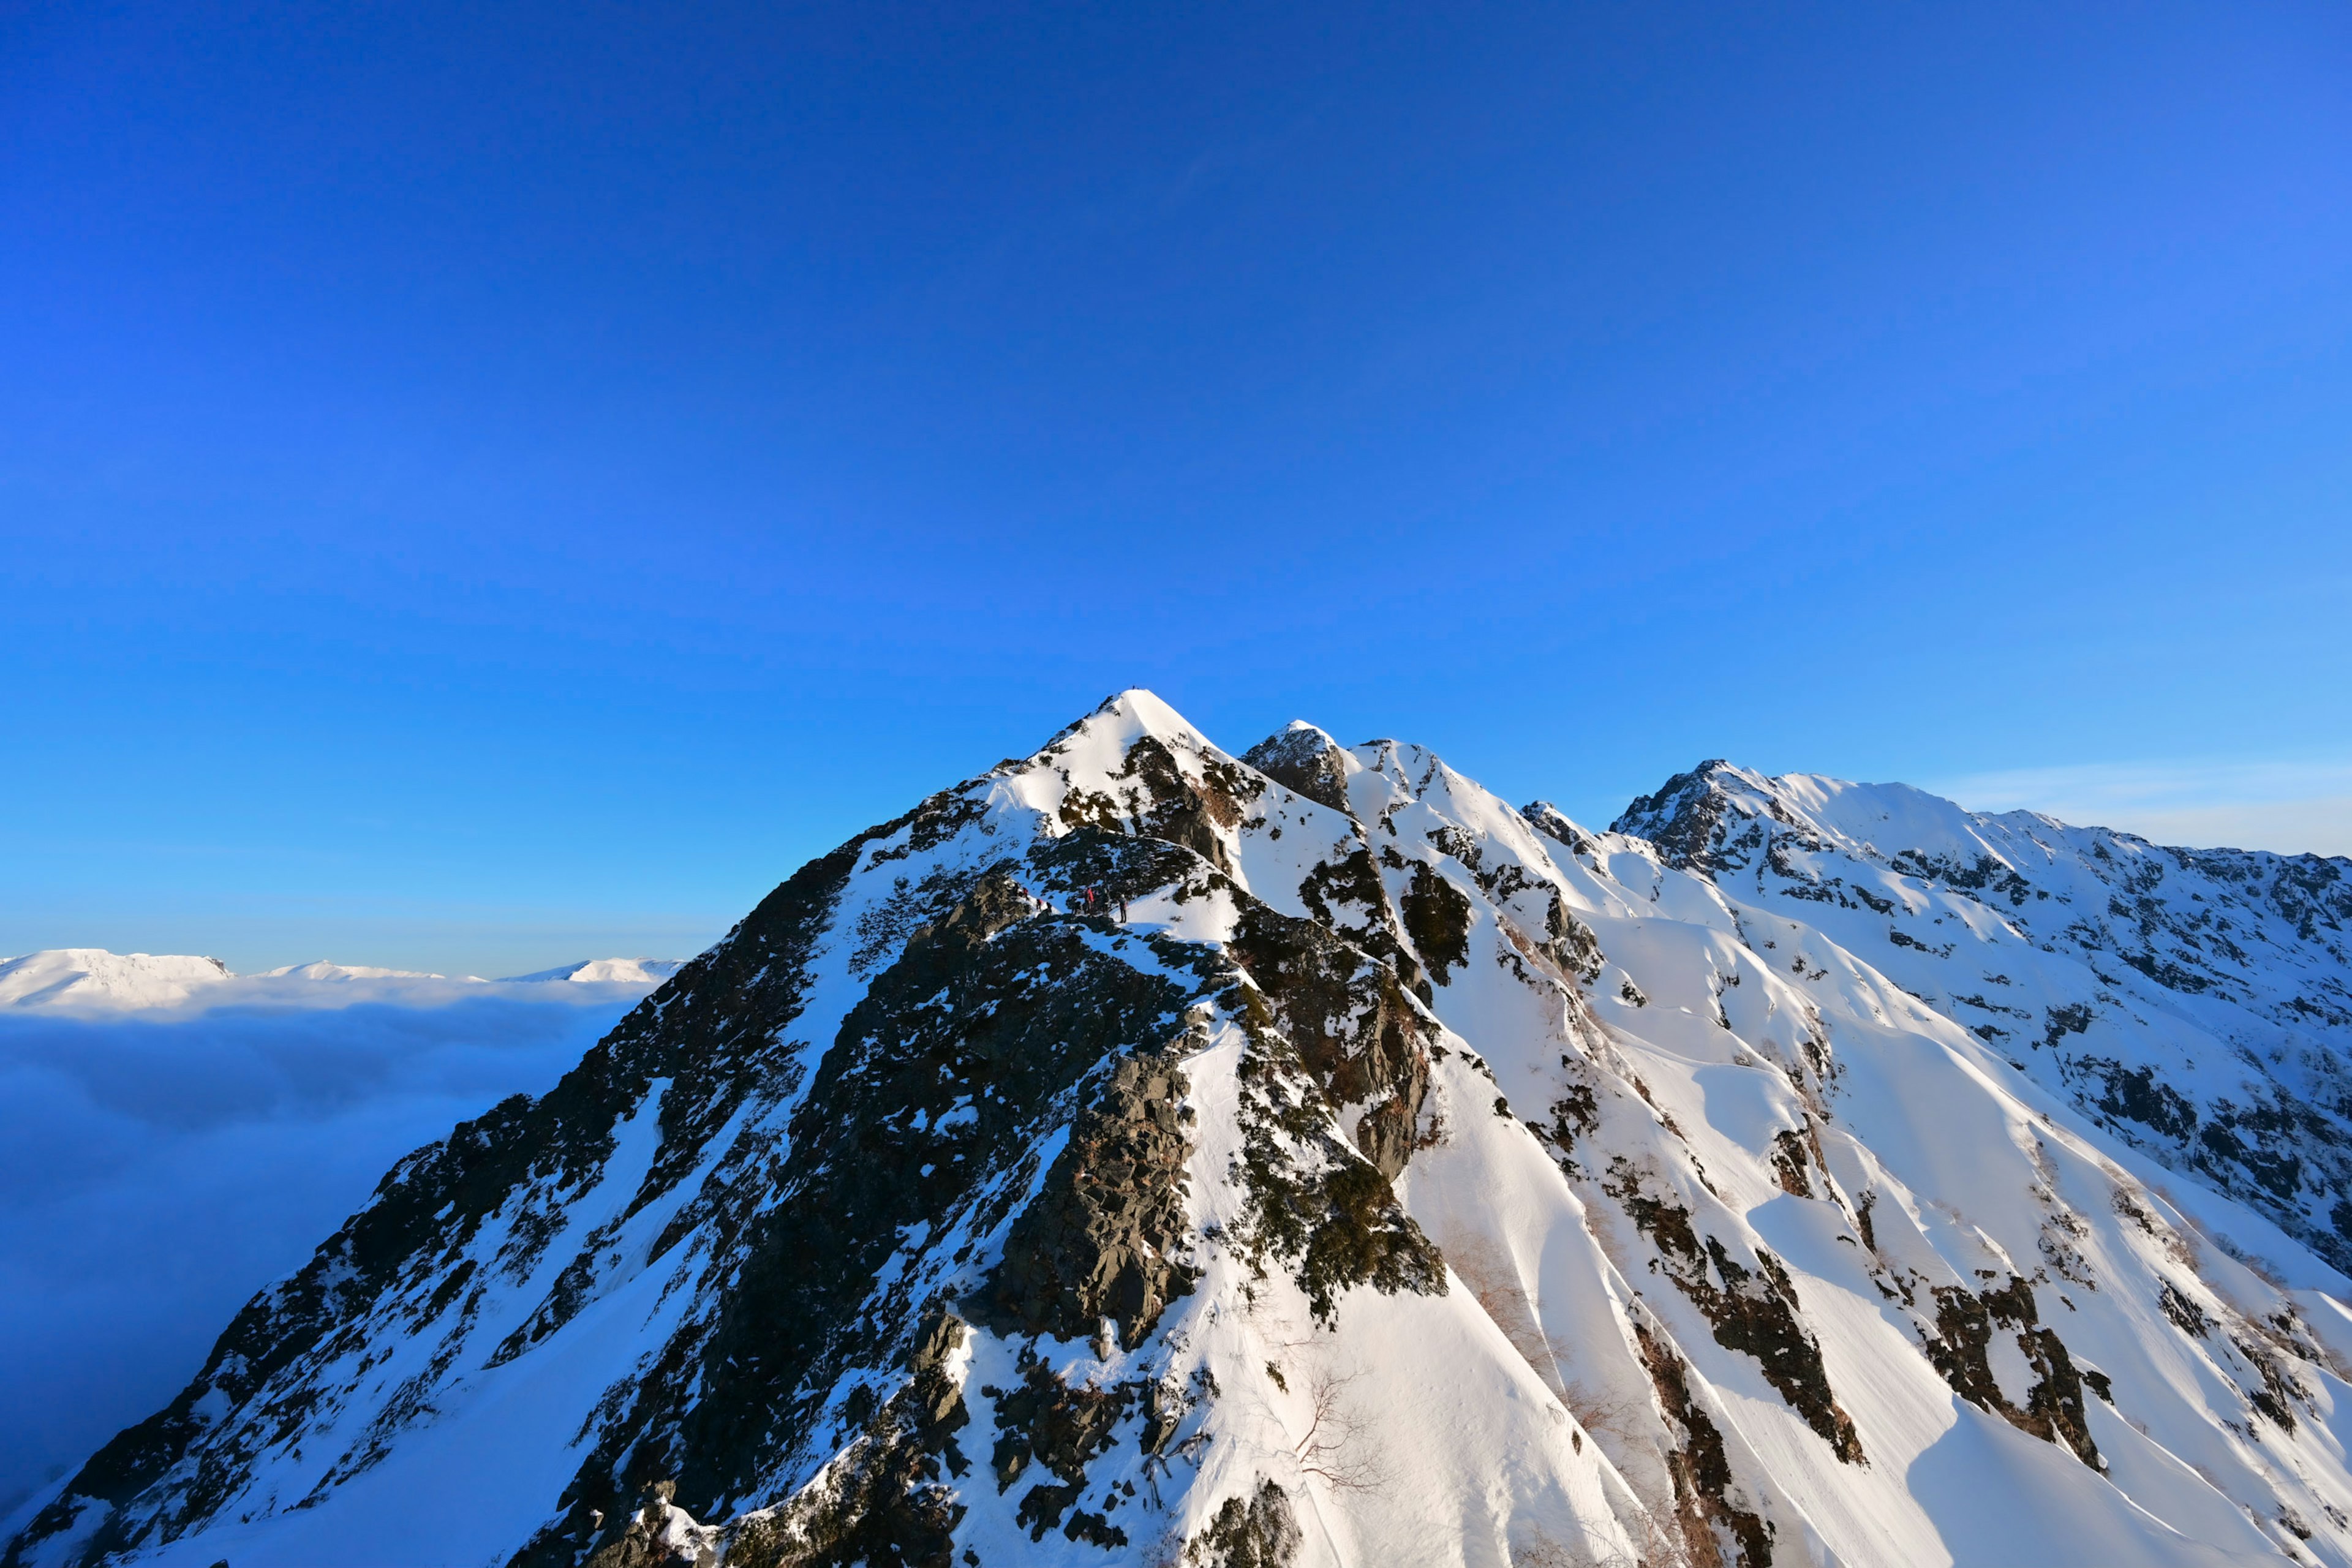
[1611,761,2352,1274]
[10,695,2352,1568]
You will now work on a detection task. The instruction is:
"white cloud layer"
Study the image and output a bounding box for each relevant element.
[0,992,641,1522]
[1926,758,2352,858]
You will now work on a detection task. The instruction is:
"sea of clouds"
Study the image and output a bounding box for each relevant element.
[0,989,643,1524]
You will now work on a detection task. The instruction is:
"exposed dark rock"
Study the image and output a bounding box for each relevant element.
[1185,1479,1300,1568]
[1225,1042,1446,1325]
[982,1352,1128,1508]
[582,1482,716,1568]
[1399,861,1472,984]
[1226,903,1432,1179]
[1631,1324,1774,1568]
[1218,908,1447,1324]
[532,875,1200,1563]
[1294,848,1432,1005]
[1243,727,1354,816]
[2041,1003,2094,1052]
[717,1308,972,1568]
[1607,1163,1862,1463]
[1521,801,1597,861]
[979,1049,1197,1348]
[1769,1131,1812,1198]
[1611,764,1743,875]
[1918,1276,2101,1468]
[1544,891,1605,983]
[1060,737,1257,878]
[1300,1159,1445,1322]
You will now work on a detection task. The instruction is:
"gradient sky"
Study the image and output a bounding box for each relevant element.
[4,1,2348,975]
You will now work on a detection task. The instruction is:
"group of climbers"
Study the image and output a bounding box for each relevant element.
[1009,881,1131,923]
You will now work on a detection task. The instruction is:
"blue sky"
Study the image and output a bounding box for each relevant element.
[4,1,2348,974]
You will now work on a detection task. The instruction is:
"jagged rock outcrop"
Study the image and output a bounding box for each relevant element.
[979,1048,1199,1348]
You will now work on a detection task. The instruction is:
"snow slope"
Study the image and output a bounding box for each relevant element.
[1610,761,2352,1280]
[12,695,2352,1568]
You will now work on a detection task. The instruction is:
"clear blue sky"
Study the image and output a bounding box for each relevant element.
[4,1,2348,974]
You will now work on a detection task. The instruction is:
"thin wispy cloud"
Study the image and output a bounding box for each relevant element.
[1924,758,2352,858]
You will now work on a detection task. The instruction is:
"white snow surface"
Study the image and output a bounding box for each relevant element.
[0,950,233,1011]
[12,693,2352,1568]
[502,957,691,986]
[1605,758,2352,1286]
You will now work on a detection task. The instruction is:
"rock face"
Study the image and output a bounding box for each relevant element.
[12,692,2352,1568]
[979,1046,1198,1349]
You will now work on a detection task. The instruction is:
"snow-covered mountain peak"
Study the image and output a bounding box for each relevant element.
[1519,798,1602,859]
[1615,758,2063,876]
[259,960,456,982]
[14,701,2352,1568]
[1028,687,1221,772]
[1238,720,1352,813]
[0,949,232,1010]
[502,958,690,986]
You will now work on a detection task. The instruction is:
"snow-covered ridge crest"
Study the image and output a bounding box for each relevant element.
[13,690,2352,1568]
[0,949,232,1011]
[260,960,451,982]
[1611,758,2352,1280]
[502,958,690,986]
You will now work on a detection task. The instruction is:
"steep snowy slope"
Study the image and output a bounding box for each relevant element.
[1610,763,2352,1280]
[13,696,2352,1568]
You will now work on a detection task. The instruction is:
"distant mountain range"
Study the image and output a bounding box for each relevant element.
[7,692,2348,1568]
[0,951,688,1011]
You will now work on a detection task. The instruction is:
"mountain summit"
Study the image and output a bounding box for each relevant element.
[12,692,2352,1567]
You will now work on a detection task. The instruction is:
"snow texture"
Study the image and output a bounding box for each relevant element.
[8,694,2351,1568]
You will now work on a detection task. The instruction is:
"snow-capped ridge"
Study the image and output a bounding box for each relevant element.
[501,958,690,986]
[259,960,456,982]
[1611,754,2352,1281]
[1027,687,1218,768]
[15,698,2352,1568]
[0,949,232,1011]
[0,950,690,1014]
